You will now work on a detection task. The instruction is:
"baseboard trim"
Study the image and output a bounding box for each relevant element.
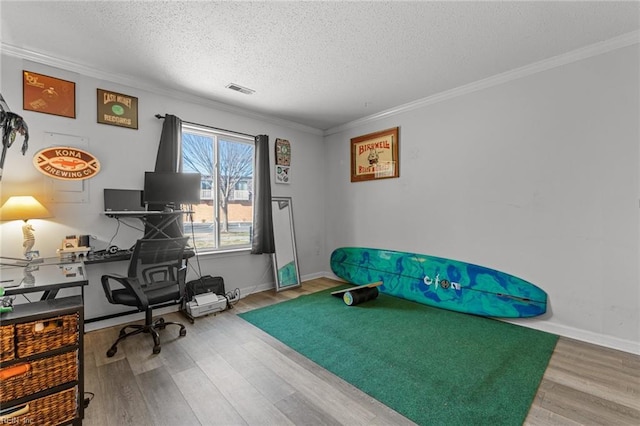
[87,271,639,355]
[320,272,639,355]
[85,304,182,332]
[501,319,640,355]
[302,271,328,282]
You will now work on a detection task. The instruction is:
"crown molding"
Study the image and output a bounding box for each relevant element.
[3,29,637,138]
[324,30,640,136]
[0,43,324,136]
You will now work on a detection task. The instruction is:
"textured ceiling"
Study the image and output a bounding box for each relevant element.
[1,1,639,131]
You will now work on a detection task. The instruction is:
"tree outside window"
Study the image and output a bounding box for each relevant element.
[182,126,254,251]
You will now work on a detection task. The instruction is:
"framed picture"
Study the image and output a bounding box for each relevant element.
[23,70,76,118]
[351,127,399,182]
[97,88,138,129]
[275,165,291,184]
[275,138,291,166]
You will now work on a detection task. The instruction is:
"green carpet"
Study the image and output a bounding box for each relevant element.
[239,287,558,425]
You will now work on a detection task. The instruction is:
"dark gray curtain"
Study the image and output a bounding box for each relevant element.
[155,114,182,172]
[251,134,275,254]
[147,114,183,237]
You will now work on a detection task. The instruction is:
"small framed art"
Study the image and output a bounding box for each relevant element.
[351,127,399,182]
[97,89,138,129]
[23,70,76,118]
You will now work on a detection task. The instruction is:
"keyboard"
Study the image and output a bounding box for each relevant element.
[84,249,132,264]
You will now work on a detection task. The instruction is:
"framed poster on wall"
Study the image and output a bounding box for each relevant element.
[97,88,138,129]
[275,165,290,184]
[350,127,399,182]
[275,138,291,184]
[23,70,76,118]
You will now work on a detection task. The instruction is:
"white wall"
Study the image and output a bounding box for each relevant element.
[0,54,326,324]
[2,42,638,354]
[324,45,639,354]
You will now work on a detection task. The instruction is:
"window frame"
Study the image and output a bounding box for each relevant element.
[181,123,255,254]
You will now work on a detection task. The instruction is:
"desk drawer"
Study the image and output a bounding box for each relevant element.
[0,325,15,362]
[0,386,77,426]
[0,350,78,403]
[16,314,79,357]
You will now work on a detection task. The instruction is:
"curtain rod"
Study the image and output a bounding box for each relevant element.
[155,114,256,139]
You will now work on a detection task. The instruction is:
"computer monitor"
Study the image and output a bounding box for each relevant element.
[143,172,201,208]
[103,189,145,212]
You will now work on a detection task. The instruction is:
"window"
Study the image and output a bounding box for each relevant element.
[182,124,254,252]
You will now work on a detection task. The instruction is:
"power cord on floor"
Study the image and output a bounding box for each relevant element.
[83,391,95,409]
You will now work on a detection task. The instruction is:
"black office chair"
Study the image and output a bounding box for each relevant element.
[101,237,189,356]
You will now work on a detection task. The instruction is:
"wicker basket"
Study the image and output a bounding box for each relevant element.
[0,386,77,426]
[0,324,15,362]
[15,314,79,357]
[0,350,78,403]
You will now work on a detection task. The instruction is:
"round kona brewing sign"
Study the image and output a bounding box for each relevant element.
[33,146,101,180]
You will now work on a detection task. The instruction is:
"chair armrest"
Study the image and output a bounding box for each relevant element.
[101,274,149,310]
[177,265,188,299]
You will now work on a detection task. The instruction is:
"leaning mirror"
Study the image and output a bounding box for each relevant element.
[271,196,301,291]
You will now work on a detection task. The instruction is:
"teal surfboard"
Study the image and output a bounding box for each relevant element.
[330,247,547,318]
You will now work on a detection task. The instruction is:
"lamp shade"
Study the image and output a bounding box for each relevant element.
[0,196,52,221]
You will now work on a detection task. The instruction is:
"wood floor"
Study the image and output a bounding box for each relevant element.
[83,277,640,425]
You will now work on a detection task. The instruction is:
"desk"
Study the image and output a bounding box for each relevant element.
[104,210,193,240]
[0,258,87,301]
[83,248,195,264]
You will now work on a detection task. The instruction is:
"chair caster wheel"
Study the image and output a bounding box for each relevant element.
[156,318,166,330]
[153,345,161,355]
[179,328,187,337]
[106,346,117,357]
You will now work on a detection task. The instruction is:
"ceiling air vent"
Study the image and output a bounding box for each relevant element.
[226,83,255,95]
